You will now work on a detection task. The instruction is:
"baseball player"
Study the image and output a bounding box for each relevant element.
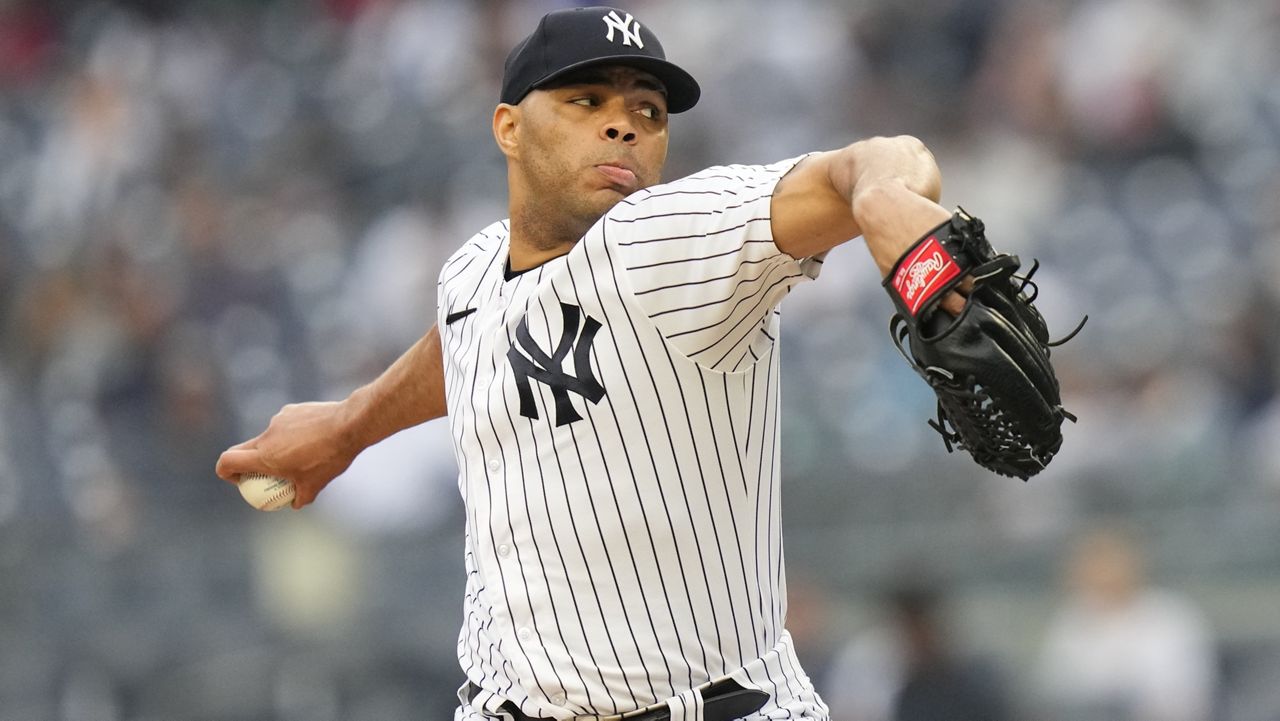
[216,6,962,720]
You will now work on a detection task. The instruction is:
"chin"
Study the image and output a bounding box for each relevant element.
[586,191,625,214]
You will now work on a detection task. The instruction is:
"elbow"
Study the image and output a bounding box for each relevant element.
[847,134,942,204]
[890,134,942,202]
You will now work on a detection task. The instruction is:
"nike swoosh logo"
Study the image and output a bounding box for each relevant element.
[445,307,477,325]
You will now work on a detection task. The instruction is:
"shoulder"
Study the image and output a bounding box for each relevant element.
[442,220,508,267]
[440,218,509,294]
[456,219,510,256]
[603,156,813,222]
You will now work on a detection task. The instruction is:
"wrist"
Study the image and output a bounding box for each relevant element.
[338,384,382,454]
[852,184,952,278]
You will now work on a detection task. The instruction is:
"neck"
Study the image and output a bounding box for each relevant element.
[507,166,606,270]
[505,165,611,271]
[508,207,585,271]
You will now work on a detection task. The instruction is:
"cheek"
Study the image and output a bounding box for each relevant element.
[642,134,669,182]
[523,130,577,187]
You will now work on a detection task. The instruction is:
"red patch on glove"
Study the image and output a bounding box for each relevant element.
[890,234,961,317]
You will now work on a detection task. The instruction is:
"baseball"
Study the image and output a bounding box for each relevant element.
[237,473,296,511]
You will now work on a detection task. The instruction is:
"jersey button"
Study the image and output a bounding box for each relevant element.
[551,693,567,706]
[518,627,531,642]
[497,544,510,557]
[488,458,500,471]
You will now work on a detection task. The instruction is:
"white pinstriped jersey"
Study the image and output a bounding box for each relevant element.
[441,156,829,720]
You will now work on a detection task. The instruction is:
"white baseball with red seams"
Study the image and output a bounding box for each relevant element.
[236,473,296,511]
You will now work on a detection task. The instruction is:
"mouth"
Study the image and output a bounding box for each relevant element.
[595,163,638,191]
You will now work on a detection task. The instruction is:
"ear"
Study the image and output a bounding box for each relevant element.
[493,103,520,159]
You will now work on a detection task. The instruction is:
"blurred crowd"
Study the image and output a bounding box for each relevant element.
[1,0,1279,719]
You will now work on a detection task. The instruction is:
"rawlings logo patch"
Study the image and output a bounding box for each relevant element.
[892,235,960,316]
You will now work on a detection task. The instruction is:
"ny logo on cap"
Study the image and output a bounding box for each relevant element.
[602,10,644,48]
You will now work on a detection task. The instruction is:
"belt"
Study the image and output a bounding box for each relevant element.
[466,678,770,721]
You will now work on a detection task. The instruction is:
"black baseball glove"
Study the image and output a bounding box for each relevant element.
[883,209,1084,479]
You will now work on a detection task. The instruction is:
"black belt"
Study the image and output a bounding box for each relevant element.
[466,678,770,721]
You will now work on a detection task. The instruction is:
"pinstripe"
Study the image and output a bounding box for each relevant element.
[441,253,478,295]
[615,175,771,208]
[603,219,733,682]
[509,455,577,698]
[626,241,772,273]
[702,273,807,368]
[631,254,776,296]
[610,204,764,225]
[643,261,790,320]
[565,265,680,699]
[616,216,771,248]
[443,158,828,719]
[652,337,733,675]
[493,277,601,709]
[472,318,522,699]
[520,408,612,712]
[696,370,761,661]
[718,370,765,655]
[596,228,712,685]
[487,343,566,703]
[610,195,773,230]
[758,344,783,641]
[545,287,646,711]
[526,292,623,712]
[452,232,515,700]
[516,406,602,712]
[664,265,798,341]
[541,284,647,710]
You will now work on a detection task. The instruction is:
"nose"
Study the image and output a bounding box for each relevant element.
[604,126,637,143]
[601,107,637,144]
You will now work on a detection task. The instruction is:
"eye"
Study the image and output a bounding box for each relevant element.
[570,97,597,107]
[637,106,658,120]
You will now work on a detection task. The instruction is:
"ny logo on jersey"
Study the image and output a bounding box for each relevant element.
[507,303,605,427]
[601,10,644,48]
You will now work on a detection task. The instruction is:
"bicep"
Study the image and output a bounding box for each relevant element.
[423,322,447,418]
[770,150,861,259]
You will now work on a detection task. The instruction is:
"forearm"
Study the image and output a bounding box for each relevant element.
[342,323,447,450]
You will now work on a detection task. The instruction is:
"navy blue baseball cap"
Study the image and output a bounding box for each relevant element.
[500,6,701,113]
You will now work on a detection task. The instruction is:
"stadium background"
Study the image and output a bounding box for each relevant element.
[1,0,1278,718]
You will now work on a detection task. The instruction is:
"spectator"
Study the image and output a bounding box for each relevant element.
[1034,526,1218,721]
[823,576,1010,721]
